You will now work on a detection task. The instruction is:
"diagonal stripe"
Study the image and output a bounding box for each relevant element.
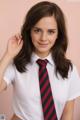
[40,74,48,90]
[40,78,49,93]
[43,96,54,113]
[45,104,55,120]
[39,67,47,79]
[44,99,54,118]
[36,59,58,120]
[49,112,57,120]
[41,82,50,99]
[39,70,48,85]
[39,67,45,76]
[41,86,51,103]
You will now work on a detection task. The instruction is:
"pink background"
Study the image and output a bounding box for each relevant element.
[0,0,80,120]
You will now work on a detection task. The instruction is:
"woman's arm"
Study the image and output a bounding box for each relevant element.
[0,34,23,92]
[61,100,75,120]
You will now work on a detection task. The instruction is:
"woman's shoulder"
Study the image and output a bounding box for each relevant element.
[4,61,17,80]
[3,62,16,85]
[6,62,16,71]
[68,62,80,80]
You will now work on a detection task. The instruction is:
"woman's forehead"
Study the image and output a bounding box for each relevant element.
[34,16,57,29]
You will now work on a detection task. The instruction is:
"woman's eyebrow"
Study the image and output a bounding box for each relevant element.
[33,26,57,30]
[33,27,41,29]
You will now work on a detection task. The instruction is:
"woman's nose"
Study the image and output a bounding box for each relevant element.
[40,33,47,41]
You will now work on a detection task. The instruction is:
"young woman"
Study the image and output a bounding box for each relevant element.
[0,1,80,120]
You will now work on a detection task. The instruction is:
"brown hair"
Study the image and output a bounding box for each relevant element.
[14,1,72,78]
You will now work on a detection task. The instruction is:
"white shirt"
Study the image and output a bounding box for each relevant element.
[4,53,80,120]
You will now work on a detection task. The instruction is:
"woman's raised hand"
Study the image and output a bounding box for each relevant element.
[6,34,23,59]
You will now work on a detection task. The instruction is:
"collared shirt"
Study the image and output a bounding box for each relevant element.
[4,53,80,120]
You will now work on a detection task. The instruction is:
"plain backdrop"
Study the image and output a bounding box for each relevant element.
[0,0,80,120]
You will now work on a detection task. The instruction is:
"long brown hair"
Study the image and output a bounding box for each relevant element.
[14,1,72,78]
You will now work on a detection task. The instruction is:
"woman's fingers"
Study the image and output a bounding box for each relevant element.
[7,34,23,58]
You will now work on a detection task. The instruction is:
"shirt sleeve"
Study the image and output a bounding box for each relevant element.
[67,64,80,101]
[3,63,15,86]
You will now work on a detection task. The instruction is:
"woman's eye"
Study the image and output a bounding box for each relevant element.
[48,30,55,34]
[34,29,41,33]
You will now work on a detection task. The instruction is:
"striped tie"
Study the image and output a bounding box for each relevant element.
[36,59,58,120]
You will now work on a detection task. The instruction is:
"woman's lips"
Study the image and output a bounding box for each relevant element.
[38,43,48,47]
[39,43,48,46]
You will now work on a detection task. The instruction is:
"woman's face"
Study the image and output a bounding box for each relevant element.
[31,16,58,58]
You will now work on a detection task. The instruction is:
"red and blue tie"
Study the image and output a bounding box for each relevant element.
[37,59,58,120]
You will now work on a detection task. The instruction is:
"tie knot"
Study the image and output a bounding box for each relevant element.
[36,59,48,67]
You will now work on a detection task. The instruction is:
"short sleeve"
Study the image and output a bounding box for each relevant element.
[3,63,15,86]
[67,64,80,100]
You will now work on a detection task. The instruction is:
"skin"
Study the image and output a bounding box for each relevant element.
[31,16,58,58]
[0,16,75,120]
[0,34,23,91]
[61,100,74,120]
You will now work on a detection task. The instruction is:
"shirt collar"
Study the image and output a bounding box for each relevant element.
[31,52,54,66]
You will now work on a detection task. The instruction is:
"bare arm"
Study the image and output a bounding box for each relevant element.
[0,34,23,92]
[61,100,75,120]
